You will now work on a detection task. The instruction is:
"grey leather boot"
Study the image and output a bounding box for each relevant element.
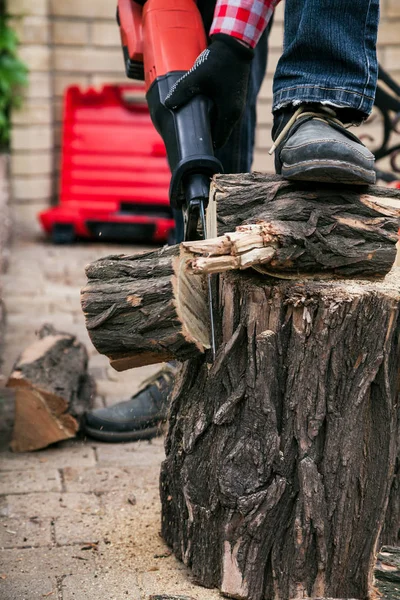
[270,105,376,185]
[84,366,176,442]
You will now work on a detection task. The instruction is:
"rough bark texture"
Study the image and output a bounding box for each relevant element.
[161,271,400,600]
[81,246,210,371]
[381,455,400,547]
[211,174,400,278]
[81,176,400,371]
[8,324,95,452]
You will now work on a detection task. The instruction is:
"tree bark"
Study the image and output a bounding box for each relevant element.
[81,175,400,371]
[381,453,400,547]
[8,324,95,452]
[81,245,211,371]
[161,270,400,600]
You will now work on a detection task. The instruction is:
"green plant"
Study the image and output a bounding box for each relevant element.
[0,1,28,151]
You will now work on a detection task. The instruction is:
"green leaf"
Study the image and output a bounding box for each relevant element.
[0,11,29,149]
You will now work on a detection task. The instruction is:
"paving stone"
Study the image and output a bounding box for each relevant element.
[100,488,158,516]
[0,516,52,548]
[0,496,8,517]
[54,513,109,546]
[0,445,96,472]
[3,492,101,518]
[0,469,62,494]
[62,466,143,494]
[0,574,57,600]
[62,572,141,600]
[0,546,96,597]
[96,439,165,468]
[1,545,96,572]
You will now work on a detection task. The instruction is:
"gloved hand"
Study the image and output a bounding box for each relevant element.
[164,33,254,149]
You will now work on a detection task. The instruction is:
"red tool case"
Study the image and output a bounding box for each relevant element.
[39,84,174,243]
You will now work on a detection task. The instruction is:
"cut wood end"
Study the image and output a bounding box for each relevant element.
[172,249,211,351]
[360,194,400,217]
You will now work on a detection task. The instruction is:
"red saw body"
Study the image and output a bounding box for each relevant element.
[118,0,222,241]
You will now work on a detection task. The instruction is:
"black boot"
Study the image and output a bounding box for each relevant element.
[84,366,176,442]
[271,104,376,185]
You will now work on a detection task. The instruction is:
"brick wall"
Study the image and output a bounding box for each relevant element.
[7,0,400,218]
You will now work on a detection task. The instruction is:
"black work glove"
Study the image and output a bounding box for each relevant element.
[164,34,254,149]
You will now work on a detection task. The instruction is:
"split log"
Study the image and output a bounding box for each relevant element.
[81,175,400,371]
[81,245,211,371]
[8,324,95,452]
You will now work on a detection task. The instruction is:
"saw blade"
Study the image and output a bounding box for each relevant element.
[199,199,216,361]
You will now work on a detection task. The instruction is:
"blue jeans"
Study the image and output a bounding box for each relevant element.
[273,0,380,118]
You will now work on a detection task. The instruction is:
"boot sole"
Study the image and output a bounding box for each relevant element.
[281,160,376,185]
[84,424,162,442]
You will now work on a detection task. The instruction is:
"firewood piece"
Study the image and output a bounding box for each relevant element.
[8,324,95,452]
[208,173,400,278]
[81,246,211,372]
[161,269,400,600]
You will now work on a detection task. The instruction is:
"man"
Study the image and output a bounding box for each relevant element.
[84,0,378,442]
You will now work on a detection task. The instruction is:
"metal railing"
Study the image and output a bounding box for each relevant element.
[372,65,400,182]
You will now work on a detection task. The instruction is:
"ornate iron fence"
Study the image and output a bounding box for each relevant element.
[372,65,400,182]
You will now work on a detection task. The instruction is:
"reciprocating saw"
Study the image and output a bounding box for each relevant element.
[117,0,223,242]
[117,0,219,358]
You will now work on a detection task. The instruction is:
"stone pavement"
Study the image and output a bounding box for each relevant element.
[0,217,220,600]
[0,214,399,600]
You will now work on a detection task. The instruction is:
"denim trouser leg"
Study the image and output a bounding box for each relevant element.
[173,25,270,243]
[273,0,380,118]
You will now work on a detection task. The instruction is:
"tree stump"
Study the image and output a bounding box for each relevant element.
[8,324,95,452]
[81,175,400,599]
[161,270,400,600]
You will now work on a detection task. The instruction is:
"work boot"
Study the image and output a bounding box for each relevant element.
[83,366,176,442]
[271,104,376,185]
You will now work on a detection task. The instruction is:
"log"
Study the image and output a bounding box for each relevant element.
[81,245,211,371]
[8,324,95,452]
[161,270,400,600]
[209,174,400,277]
[81,175,400,371]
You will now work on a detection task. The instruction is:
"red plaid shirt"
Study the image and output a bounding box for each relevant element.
[210,0,281,48]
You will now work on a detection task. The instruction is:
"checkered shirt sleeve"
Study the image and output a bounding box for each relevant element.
[209,0,281,48]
